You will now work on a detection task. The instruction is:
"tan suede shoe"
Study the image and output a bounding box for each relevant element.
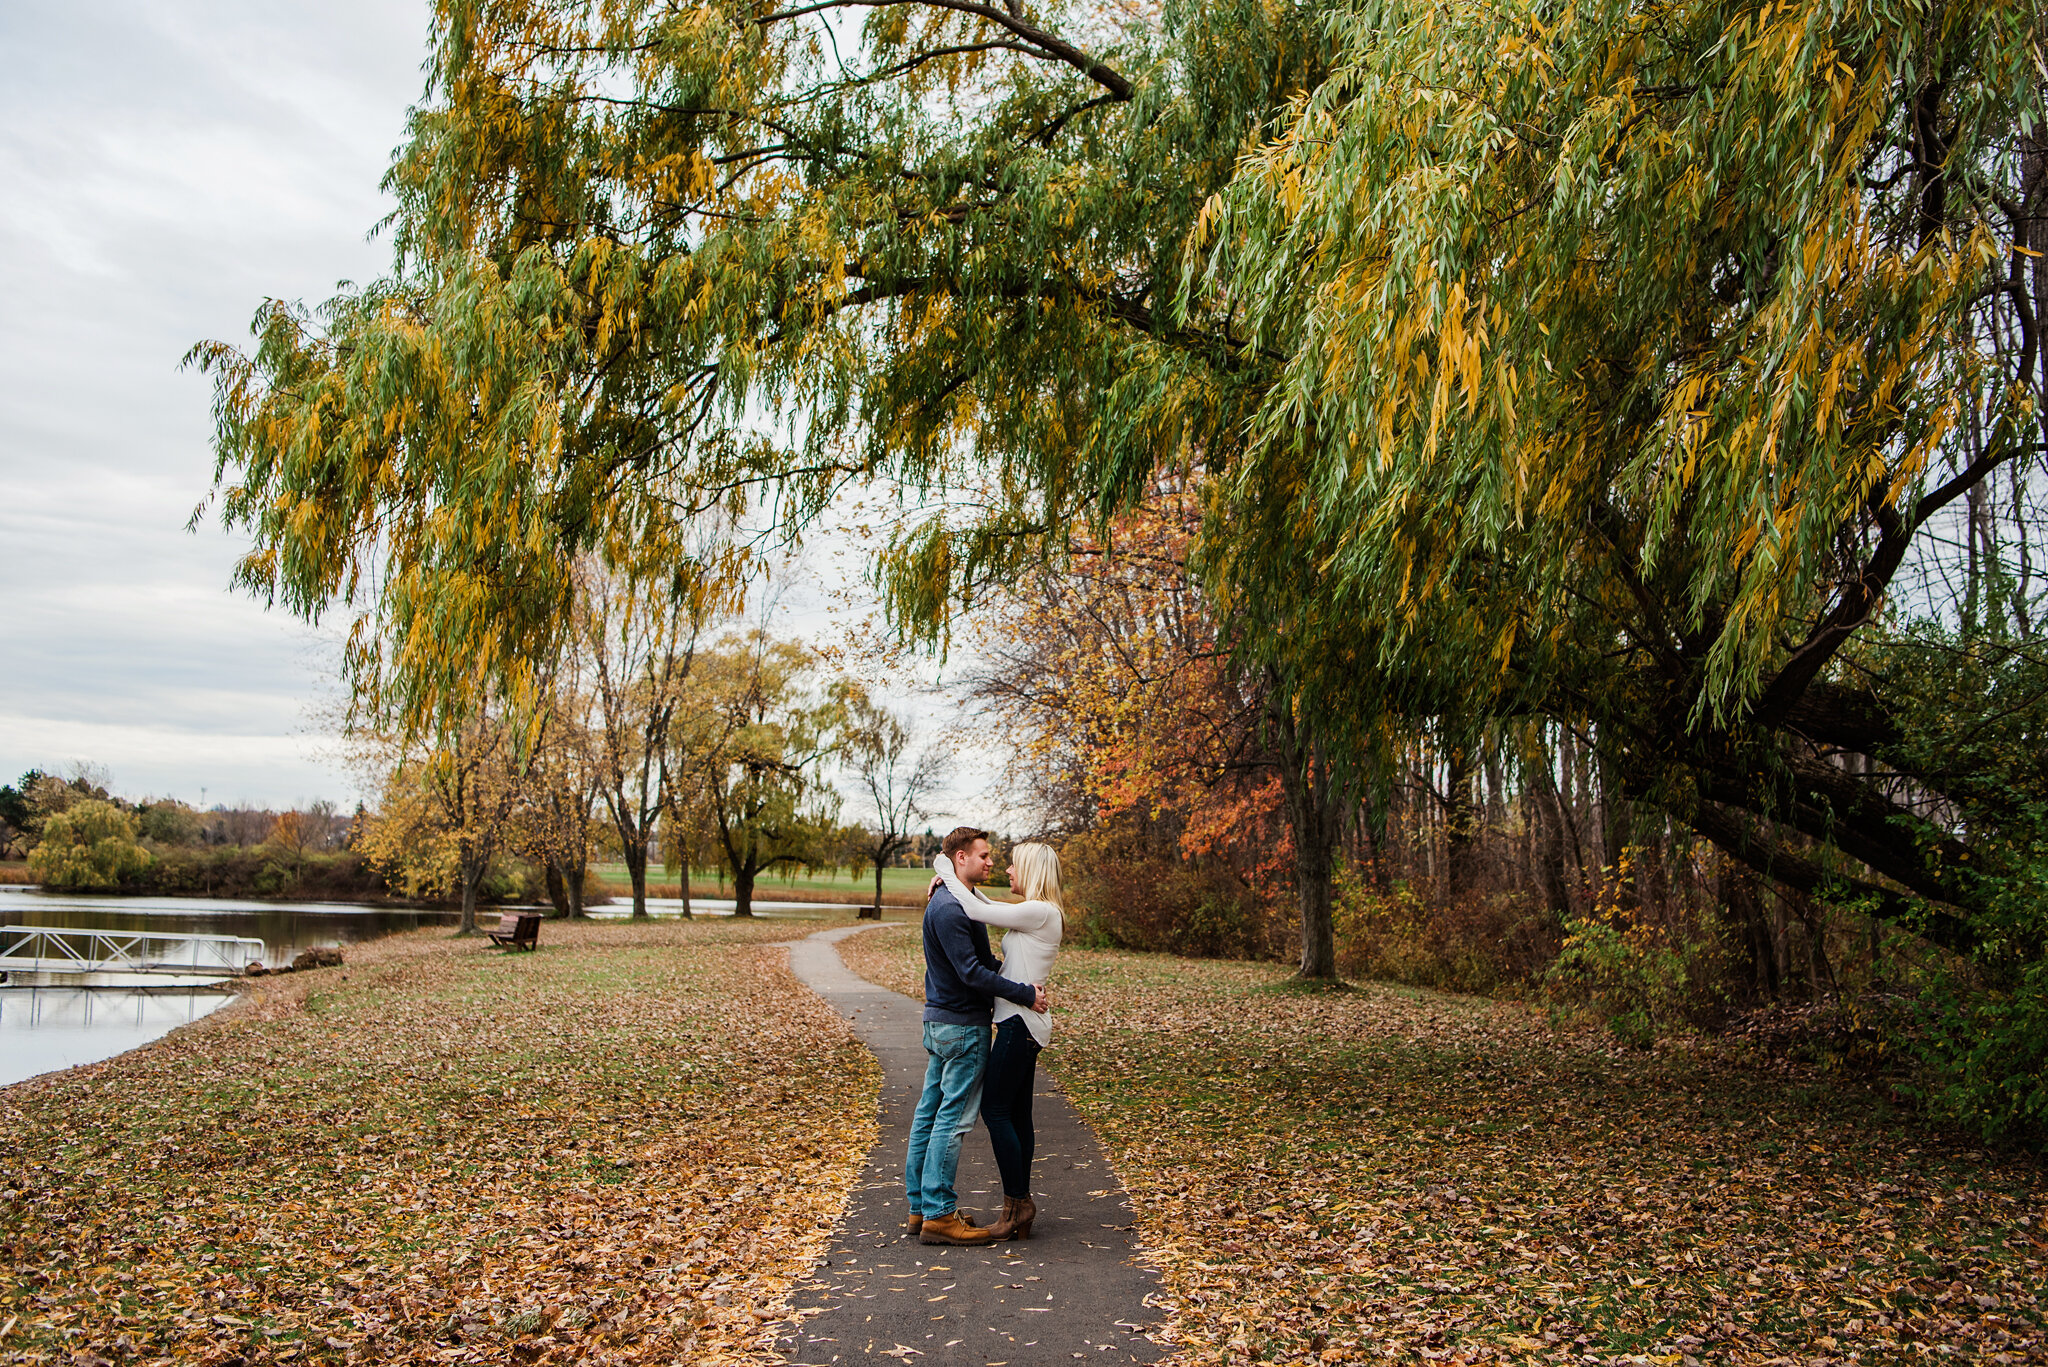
[989,1195,1036,1240]
[906,1209,923,1237]
[917,1210,996,1246]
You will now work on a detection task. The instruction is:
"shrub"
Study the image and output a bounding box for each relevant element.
[1544,910,1720,1048]
[252,860,295,896]
[27,800,152,889]
[1334,871,1560,995]
[143,848,389,901]
[1860,624,2048,1146]
[136,800,202,847]
[482,860,548,906]
[1911,959,2048,1144]
[1064,832,1284,959]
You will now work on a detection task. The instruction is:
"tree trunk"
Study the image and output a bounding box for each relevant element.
[1529,756,1574,919]
[1362,798,1392,893]
[543,862,571,918]
[1292,813,1337,980]
[1720,861,1777,1003]
[865,859,885,920]
[1445,742,1478,897]
[733,865,756,917]
[456,856,484,936]
[568,857,587,918]
[626,840,649,918]
[678,840,692,919]
[1270,683,1341,981]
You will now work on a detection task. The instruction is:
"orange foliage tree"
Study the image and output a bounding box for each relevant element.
[969,487,1290,955]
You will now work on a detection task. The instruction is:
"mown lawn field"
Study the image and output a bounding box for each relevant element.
[2,915,875,1367]
[588,864,939,899]
[839,927,2048,1366]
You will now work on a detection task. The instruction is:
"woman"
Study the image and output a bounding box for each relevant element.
[931,842,1063,1239]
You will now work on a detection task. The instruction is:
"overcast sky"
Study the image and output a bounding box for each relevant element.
[0,1,1004,824]
[0,0,434,807]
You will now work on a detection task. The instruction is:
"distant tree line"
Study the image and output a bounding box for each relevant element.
[0,765,380,899]
[3,640,946,922]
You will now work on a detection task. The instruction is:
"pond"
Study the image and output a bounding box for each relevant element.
[0,887,463,965]
[0,887,462,1088]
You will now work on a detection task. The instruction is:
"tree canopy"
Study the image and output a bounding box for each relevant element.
[189,0,1314,715]
[28,800,153,890]
[195,0,2048,984]
[681,632,851,914]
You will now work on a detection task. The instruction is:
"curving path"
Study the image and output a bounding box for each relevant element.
[775,924,1162,1367]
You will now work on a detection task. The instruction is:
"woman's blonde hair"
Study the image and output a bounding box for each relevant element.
[1007,842,1064,909]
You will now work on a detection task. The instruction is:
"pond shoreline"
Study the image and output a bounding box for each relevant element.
[0,881,903,1089]
[0,892,470,1086]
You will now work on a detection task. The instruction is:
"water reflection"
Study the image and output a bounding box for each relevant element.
[0,985,235,1087]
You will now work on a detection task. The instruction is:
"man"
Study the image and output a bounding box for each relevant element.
[904,826,1047,1246]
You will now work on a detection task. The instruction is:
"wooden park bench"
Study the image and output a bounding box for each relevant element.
[486,912,543,951]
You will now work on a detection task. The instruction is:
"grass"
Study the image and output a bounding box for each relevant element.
[590,863,939,907]
[1,912,878,1367]
[837,926,2048,1366]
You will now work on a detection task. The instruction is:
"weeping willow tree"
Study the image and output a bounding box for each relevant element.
[1191,0,2048,957]
[194,0,2048,993]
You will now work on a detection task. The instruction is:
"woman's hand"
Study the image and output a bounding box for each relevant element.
[927,873,944,897]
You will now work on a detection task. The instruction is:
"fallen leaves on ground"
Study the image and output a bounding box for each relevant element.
[2,915,876,1367]
[838,926,2048,1365]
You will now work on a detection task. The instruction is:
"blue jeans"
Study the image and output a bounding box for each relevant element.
[905,1021,990,1217]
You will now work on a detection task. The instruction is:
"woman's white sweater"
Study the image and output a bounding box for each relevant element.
[932,854,1063,1048]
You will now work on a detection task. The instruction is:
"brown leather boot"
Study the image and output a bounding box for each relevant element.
[918,1210,997,1246]
[987,1196,1019,1239]
[906,1209,923,1237]
[1005,1195,1036,1240]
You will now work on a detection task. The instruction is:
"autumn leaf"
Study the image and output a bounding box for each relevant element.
[1,917,875,1367]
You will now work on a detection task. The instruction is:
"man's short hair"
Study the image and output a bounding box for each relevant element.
[941,826,990,857]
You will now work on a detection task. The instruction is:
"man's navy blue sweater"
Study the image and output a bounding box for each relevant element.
[922,887,1036,1025]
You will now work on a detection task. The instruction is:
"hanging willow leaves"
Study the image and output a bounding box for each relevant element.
[1189,0,2048,946]
[193,0,2048,968]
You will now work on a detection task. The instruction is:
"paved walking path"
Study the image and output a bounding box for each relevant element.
[775,924,1162,1367]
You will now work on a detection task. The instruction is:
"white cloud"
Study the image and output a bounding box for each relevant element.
[0,712,342,809]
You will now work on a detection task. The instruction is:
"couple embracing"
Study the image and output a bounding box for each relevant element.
[904,827,1064,1247]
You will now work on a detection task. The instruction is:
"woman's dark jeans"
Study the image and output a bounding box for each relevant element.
[981,1016,1042,1198]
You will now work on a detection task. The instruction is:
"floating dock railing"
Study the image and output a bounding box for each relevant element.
[0,925,266,977]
